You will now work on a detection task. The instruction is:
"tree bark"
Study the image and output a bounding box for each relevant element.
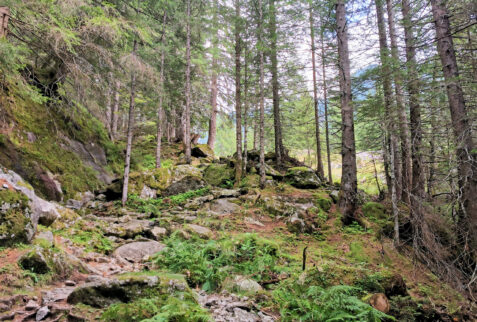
[320,29,333,184]
[234,0,243,183]
[110,80,120,141]
[156,12,167,169]
[269,0,284,166]
[121,39,138,207]
[243,38,249,175]
[401,0,425,249]
[184,0,192,164]
[386,0,411,205]
[309,6,325,178]
[207,0,219,150]
[0,7,9,38]
[431,0,477,254]
[375,0,399,245]
[258,0,266,189]
[336,0,358,224]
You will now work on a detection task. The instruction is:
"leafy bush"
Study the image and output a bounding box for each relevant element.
[153,233,284,292]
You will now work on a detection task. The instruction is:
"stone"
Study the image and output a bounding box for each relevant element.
[103,179,122,201]
[104,219,153,239]
[162,176,205,197]
[330,190,339,203]
[25,300,39,311]
[230,276,262,294]
[67,274,188,308]
[42,287,76,304]
[150,227,167,240]
[191,144,214,159]
[210,188,241,198]
[18,248,50,274]
[244,217,265,227]
[260,196,295,217]
[369,293,390,313]
[27,132,37,143]
[36,306,49,321]
[65,280,76,286]
[382,274,407,297]
[203,164,235,187]
[35,231,54,246]
[286,214,305,234]
[285,167,321,189]
[185,224,212,239]
[0,168,60,243]
[208,199,240,215]
[113,240,165,263]
[255,163,283,179]
[66,199,82,210]
[140,185,157,199]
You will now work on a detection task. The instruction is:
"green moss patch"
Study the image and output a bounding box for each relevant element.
[0,189,31,246]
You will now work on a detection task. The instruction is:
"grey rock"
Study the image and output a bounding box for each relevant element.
[66,199,82,210]
[35,231,54,246]
[211,189,241,198]
[65,280,76,286]
[186,224,212,238]
[209,199,240,215]
[285,167,321,189]
[140,185,157,199]
[25,300,39,311]
[18,248,50,274]
[330,190,339,203]
[113,240,165,263]
[162,176,205,197]
[104,219,153,239]
[245,217,265,227]
[286,214,305,234]
[231,276,262,293]
[36,306,49,321]
[150,227,167,240]
[27,132,37,143]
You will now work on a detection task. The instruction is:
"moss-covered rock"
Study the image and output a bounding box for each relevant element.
[315,197,332,212]
[285,167,321,189]
[203,164,234,187]
[0,189,31,246]
[67,272,189,308]
[18,245,81,278]
[191,144,214,159]
[362,202,387,219]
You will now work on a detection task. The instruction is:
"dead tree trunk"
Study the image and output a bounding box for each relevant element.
[207,0,219,150]
[431,0,477,254]
[258,0,266,189]
[320,29,333,184]
[270,0,284,166]
[234,0,243,183]
[121,39,138,207]
[0,7,9,38]
[309,6,324,178]
[336,0,358,224]
[386,0,411,205]
[156,12,167,169]
[184,0,192,164]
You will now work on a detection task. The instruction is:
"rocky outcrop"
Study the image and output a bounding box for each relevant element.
[285,167,321,189]
[191,144,215,159]
[0,167,60,245]
[113,240,165,263]
[203,164,234,187]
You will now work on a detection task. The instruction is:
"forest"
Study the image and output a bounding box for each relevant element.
[0,0,475,321]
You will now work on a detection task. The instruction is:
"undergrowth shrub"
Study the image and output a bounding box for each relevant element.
[153,233,286,292]
[273,273,394,321]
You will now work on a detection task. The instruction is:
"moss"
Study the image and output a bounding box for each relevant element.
[362,202,387,220]
[203,164,234,187]
[315,197,332,212]
[0,190,31,246]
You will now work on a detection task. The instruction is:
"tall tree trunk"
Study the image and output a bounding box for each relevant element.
[121,39,138,207]
[243,39,249,175]
[258,0,266,189]
[110,80,120,142]
[184,0,192,164]
[156,12,167,169]
[234,0,243,183]
[0,7,9,38]
[207,0,219,150]
[402,0,425,249]
[375,0,399,245]
[386,0,411,205]
[431,0,477,254]
[320,29,332,184]
[336,0,358,224]
[269,0,284,166]
[309,6,324,178]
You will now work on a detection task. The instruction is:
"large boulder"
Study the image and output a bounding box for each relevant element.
[113,240,165,263]
[255,163,283,179]
[0,168,60,245]
[67,273,188,308]
[285,167,321,189]
[162,176,205,197]
[208,198,240,215]
[191,144,214,159]
[203,164,234,187]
